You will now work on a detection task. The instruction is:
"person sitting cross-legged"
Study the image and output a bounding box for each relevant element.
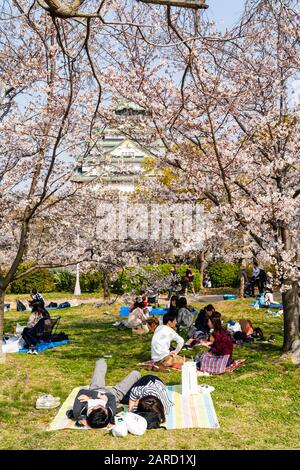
[151,313,185,368]
[68,358,141,428]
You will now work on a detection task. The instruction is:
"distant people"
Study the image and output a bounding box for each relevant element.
[127,299,150,334]
[250,262,263,296]
[29,288,45,309]
[176,296,194,331]
[140,291,149,309]
[22,304,50,354]
[168,267,180,299]
[168,295,179,316]
[203,276,212,288]
[183,267,196,295]
[151,313,185,368]
[68,358,140,428]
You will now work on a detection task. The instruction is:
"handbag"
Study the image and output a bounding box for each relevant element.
[181,361,198,395]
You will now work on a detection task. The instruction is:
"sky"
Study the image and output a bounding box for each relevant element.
[204,0,247,30]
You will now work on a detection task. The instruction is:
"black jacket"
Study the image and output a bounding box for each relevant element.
[72,388,117,424]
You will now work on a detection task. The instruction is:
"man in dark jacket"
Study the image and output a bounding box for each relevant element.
[70,359,141,428]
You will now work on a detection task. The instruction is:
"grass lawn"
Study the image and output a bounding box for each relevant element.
[0,299,299,450]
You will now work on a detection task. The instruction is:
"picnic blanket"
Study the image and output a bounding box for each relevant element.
[47,384,219,431]
[120,306,169,317]
[19,340,70,353]
[138,359,245,374]
[250,302,283,309]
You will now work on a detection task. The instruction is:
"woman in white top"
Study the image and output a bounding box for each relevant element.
[127,300,150,333]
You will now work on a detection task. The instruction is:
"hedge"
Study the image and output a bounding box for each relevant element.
[208,260,240,288]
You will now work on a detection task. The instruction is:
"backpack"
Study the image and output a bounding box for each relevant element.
[134,411,164,430]
[252,327,264,339]
[148,316,159,333]
[51,332,69,342]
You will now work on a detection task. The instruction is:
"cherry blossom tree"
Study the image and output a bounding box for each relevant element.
[0,1,103,353]
[94,0,300,355]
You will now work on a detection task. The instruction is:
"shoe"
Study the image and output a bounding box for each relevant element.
[36,394,61,409]
[198,384,215,394]
[182,344,193,350]
[27,349,32,354]
[31,348,38,355]
[268,335,276,343]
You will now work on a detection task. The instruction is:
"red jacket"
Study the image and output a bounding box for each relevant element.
[211,330,233,359]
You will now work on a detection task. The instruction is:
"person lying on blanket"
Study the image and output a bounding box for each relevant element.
[122,374,174,427]
[151,313,185,368]
[68,358,141,428]
[199,312,234,366]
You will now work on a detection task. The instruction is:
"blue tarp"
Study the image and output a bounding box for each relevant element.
[119,306,198,317]
[250,301,283,309]
[19,340,70,353]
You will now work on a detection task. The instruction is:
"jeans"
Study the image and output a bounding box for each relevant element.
[89,359,141,403]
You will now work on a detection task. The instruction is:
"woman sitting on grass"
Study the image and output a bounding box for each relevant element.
[127,299,150,334]
[183,304,216,349]
[176,296,194,331]
[199,312,234,366]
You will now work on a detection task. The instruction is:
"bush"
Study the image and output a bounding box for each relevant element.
[208,260,240,288]
[113,264,201,294]
[9,262,56,294]
[52,269,76,292]
[80,271,103,292]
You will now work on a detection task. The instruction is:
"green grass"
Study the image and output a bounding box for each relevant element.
[0,299,299,450]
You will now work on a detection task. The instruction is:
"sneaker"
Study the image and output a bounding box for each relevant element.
[198,384,215,394]
[36,394,61,409]
[27,349,32,354]
[31,348,38,355]
[268,335,276,343]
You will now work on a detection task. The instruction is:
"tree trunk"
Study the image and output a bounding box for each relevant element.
[103,272,111,300]
[0,288,5,363]
[196,251,205,289]
[282,282,299,352]
[239,273,245,299]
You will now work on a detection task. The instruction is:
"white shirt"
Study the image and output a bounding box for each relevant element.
[151,325,184,362]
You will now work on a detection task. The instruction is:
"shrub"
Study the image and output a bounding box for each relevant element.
[9,262,56,294]
[80,271,103,292]
[208,260,240,288]
[52,269,76,292]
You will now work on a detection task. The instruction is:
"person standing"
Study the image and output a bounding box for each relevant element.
[183,267,196,295]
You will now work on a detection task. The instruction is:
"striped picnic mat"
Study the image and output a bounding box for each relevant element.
[165,385,219,430]
[47,385,219,431]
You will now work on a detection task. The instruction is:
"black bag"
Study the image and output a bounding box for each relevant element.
[51,332,69,342]
[252,327,264,339]
[17,300,27,312]
[134,411,164,430]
